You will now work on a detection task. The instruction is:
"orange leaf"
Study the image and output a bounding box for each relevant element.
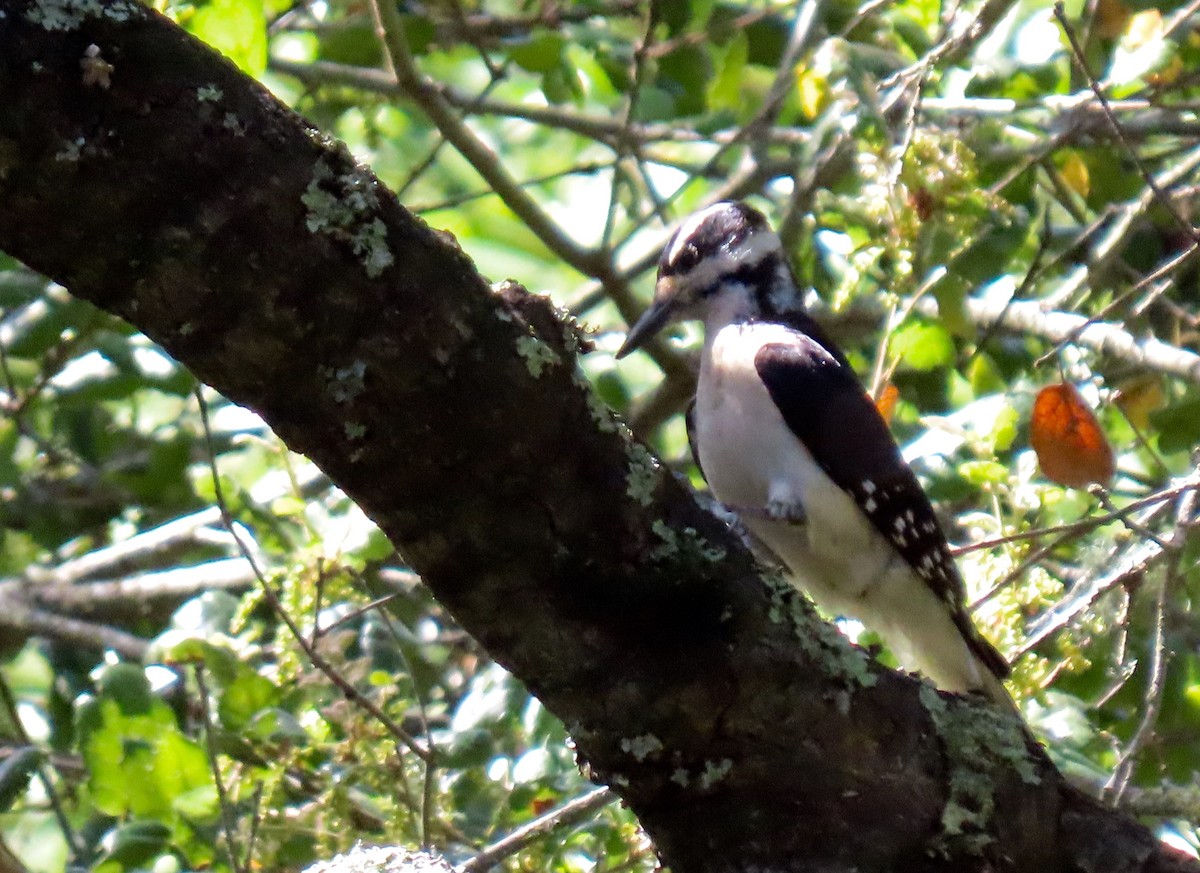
[1030,383,1115,488]
[875,383,900,424]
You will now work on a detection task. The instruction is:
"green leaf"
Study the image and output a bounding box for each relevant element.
[1151,392,1200,454]
[95,663,155,716]
[402,13,436,55]
[708,32,748,113]
[967,354,1006,396]
[98,820,172,868]
[188,0,267,76]
[929,272,971,336]
[317,21,382,67]
[951,222,1028,285]
[542,64,583,106]
[0,271,48,308]
[959,460,1009,486]
[742,12,788,65]
[889,320,956,371]
[656,43,712,116]
[509,33,566,74]
[218,669,280,731]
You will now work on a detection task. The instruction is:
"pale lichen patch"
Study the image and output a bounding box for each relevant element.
[196,84,223,103]
[764,573,876,689]
[27,0,138,30]
[572,370,619,434]
[625,443,660,506]
[619,734,663,763]
[321,360,367,404]
[515,334,559,378]
[54,137,85,162]
[651,520,725,563]
[919,685,1040,856]
[698,758,732,790]
[551,303,587,355]
[302,158,394,278]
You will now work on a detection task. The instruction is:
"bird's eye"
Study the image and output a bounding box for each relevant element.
[671,242,701,275]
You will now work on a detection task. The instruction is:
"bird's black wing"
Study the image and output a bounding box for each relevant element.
[754,336,1009,679]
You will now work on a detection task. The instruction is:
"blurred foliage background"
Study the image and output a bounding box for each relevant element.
[4,0,1200,869]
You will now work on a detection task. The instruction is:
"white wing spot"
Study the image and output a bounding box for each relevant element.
[862,480,876,494]
[864,497,878,512]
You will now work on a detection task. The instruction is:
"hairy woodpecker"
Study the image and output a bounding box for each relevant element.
[617,201,1011,704]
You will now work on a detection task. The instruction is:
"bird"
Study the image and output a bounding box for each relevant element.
[616,200,1011,705]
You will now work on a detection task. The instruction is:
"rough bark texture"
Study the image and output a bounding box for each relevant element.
[0,4,1193,872]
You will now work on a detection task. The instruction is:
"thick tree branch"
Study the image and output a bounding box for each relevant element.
[0,4,1194,872]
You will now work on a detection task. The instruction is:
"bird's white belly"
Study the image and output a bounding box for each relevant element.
[695,324,898,619]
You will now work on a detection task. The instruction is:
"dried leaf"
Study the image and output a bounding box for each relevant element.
[875,383,900,424]
[1030,383,1115,488]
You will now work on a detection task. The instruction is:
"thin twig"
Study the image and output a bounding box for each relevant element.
[456,787,615,873]
[195,665,248,873]
[367,0,603,276]
[1104,574,1169,802]
[193,388,432,764]
[0,598,149,658]
[956,476,1200,557]
[1091,488,1172,550]
[1054,3,1200,248]
[370,602,439,848]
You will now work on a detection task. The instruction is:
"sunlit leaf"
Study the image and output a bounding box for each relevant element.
[188,0,266,76]
[1030,383,1115,488]
[890,320,956,371]
[1113,374,1165,430]
[1059,151,1090,198]
[1109,9,1169,88]
[794,65,828,121]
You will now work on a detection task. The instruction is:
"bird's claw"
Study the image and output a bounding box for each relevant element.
[731,499,807,526]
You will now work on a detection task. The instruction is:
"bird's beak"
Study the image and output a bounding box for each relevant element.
[616,276,680,359]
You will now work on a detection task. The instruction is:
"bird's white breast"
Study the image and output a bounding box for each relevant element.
[694,322,996,693]
[696,323,903,619]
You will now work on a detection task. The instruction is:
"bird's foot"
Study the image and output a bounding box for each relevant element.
[732,499,807,526]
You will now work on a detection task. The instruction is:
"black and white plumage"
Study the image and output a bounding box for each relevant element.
[617,200,1010,703]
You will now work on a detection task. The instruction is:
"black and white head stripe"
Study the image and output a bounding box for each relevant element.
[659,201,782,290]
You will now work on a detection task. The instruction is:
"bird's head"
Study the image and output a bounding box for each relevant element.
[616,200,798,359]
